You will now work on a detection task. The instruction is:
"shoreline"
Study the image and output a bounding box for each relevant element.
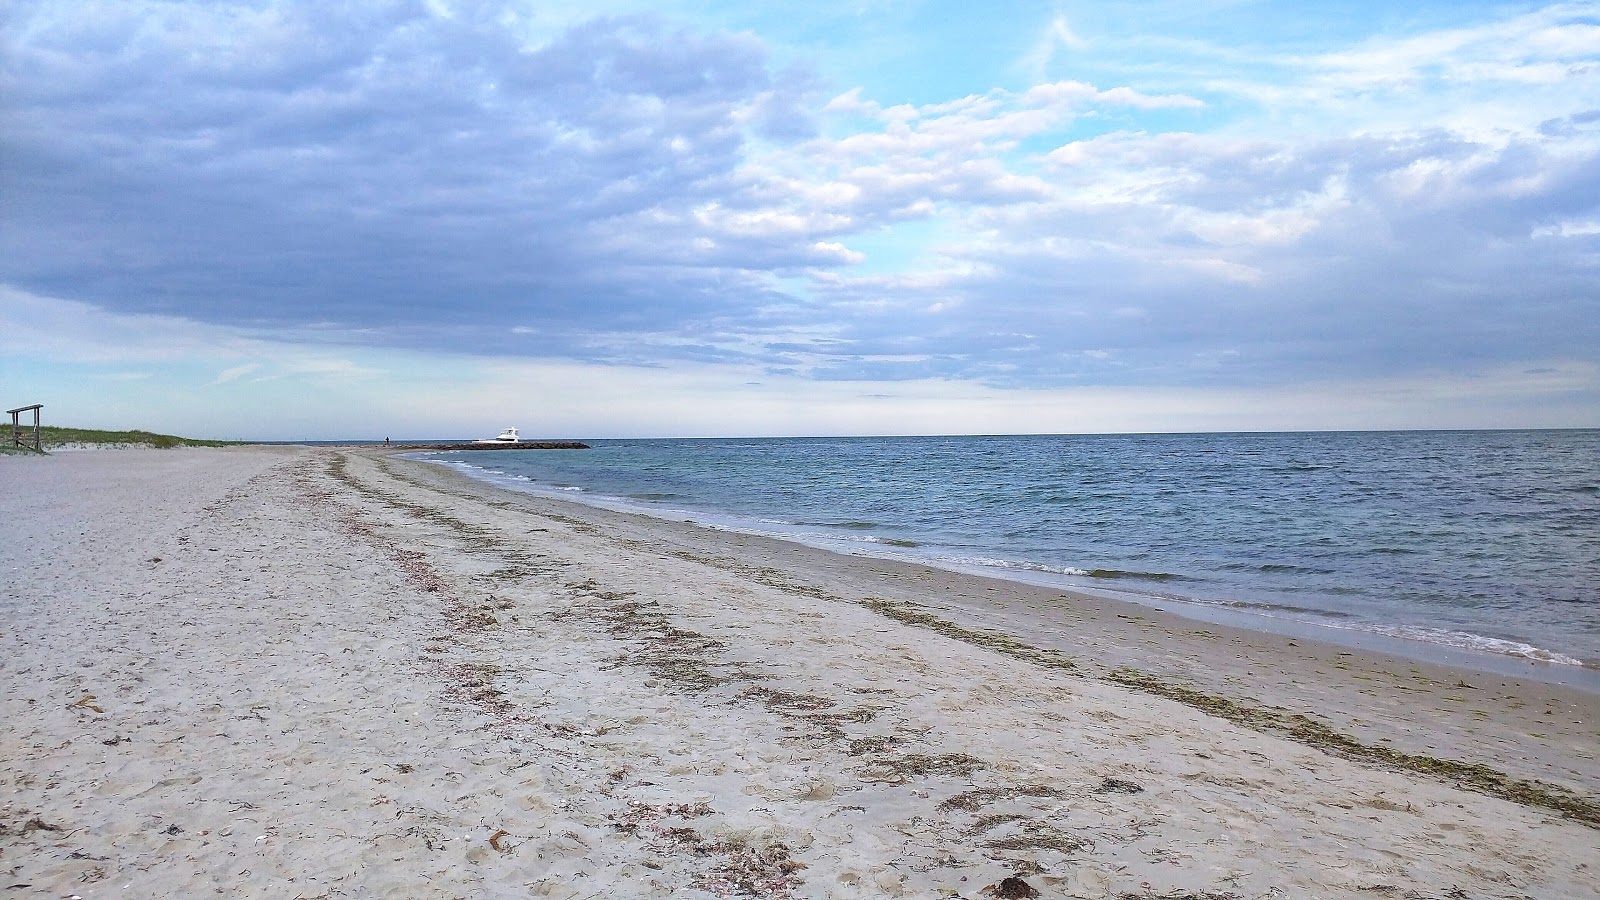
[413,451,1600,693]
[391,451,1600,802]
[4,446,1597,898]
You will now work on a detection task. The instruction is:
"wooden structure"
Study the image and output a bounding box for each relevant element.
[8,404,43,452]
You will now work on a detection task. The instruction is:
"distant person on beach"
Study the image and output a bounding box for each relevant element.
[385,437,390,446]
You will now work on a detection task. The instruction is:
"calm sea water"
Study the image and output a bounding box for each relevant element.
[415,430,1600,674]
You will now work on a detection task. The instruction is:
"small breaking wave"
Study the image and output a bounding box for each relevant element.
[932,556,1188,583]
[1339,623,1589,667]
[863,536,919,548]
[1084,568,1191,582]
[1220,562,1337,575]
[939,555,1092,577]
[1201,598,1356,619]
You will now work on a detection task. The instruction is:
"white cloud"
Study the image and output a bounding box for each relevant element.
[1022,14,1089,82]
[811,241,865,264]
[1,287,1593,438]
[1532,218,1600,238]
[1,2,1596,433]
[211,363,261,385]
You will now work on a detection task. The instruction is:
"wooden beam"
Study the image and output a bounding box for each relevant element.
[7,404,42,452]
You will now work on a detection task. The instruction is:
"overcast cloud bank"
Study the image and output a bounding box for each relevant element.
[2,1,1597,437]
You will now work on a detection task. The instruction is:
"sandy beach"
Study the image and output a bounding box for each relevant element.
[3,446,1597,899]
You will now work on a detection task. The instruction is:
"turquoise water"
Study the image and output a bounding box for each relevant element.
[416,430,1600,673]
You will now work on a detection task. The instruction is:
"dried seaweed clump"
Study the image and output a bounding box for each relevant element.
[439,661,519,723]
[609,800,714,835]
[859,599,1077,673]
[1105,666,1600,828]
[846,735,900,757]
[857,751,987,785]
[739,686,836,712]
[939,784,1067,812]
[984,876,1040,898]
[580,586,735,693]
[655,828,807,898]
[791,705,881,742]
[978,818,1091,854]
[1,815,65,838]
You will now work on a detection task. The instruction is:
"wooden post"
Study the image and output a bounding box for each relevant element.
[7,404,42,452]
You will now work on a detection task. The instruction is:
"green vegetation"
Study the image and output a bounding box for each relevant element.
[4,425,246,452]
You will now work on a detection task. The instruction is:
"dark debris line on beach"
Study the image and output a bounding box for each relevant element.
[335,450,1600,831]
[1101,667,1600,828]
[861,598,1600,829]
[324,453,829,894]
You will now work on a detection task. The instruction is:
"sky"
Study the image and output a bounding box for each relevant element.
[2,0,1598,440]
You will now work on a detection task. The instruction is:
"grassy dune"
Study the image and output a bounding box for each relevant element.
[2,426,246,453]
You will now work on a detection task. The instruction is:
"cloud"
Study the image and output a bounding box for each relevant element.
[1,4,823,346]
[211,363,261,385]
[1,0,1597,431]
[1022,14,1089,82]
[6,286,1591,440]
[0,285,385,385]
[795,118,1600,387]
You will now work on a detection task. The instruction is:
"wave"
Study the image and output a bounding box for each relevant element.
[1335,623,1591,668]
[940,555,1091,577]
[1084,568,1191,582]
[1220,562,1337,575]
[936,556,1187,583]
[863,536,919,548]
[1203,598,1355,619]
[409,443,1600,679]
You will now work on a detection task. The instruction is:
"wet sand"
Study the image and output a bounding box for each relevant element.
[2,446,1596,898]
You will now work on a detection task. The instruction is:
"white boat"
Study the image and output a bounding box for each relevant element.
[474,427,521,444]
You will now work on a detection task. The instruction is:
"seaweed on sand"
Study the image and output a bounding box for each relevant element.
[576,585,738,693]
[856,751,987,784]
[855,595,1600,828]
[1105,667,1600,828]
[985,875,1041,898]
[939,784,1067,812]
[859,599,1077,672]
[655,827,807,898]
[978,817,1091,854]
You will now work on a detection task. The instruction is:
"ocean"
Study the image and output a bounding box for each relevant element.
[412,430,1600,678]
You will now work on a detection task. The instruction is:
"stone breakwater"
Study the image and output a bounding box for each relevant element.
[383,441,591,451]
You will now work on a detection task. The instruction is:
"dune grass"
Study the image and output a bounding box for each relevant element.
[3,425,246,452]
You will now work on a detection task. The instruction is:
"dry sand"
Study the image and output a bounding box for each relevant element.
[2,446,1596,899]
